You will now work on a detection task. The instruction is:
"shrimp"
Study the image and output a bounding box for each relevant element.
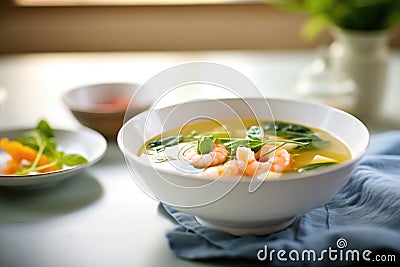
[237,146,272,176]
[202,147,270,178]
[202,145,291,178]
[255,144,291,172]
[183,142,228,168]
[202,159,246,178]
[201,144,291,178]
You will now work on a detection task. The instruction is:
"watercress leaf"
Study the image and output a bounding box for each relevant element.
[17,129,58,160]
[17,132,40,150]
[263,121,332,152]
[311,140,331,150]
[294,139,331,152]
[246,126,264,141]
[36,119,55,139]
[264,121,312,134]
[61,154,88,166]
[248,139,265,152]
[163,136,183,146]
[222,139,248,158]
[43,137,57,159]
[197,136,215,155]
[298,162,336,173]
[11,120,88,174]
[17,130,45,151]
[54,151,65,168]
[269,130,312,140]
[291,137,315,143]
[148,135,183,149]
[222,138,266,156]
[215,137,236,145]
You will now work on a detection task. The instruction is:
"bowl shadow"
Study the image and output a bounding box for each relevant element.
[0,172,103,221]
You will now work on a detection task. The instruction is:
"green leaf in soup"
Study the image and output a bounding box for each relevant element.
[263,121,331,152]
[273,130,313,140]
[293,139,331,152]
[248,140,265,152]
[148,131,202,152]
[221,139,248,158]
[148,135,183,150]
[246,126,264,141]
[264,121,312,134]
[297,162,337,173]
[222,138,265,158]
[197,136,215,155]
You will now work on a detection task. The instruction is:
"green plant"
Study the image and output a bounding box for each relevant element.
[274,0,400,39]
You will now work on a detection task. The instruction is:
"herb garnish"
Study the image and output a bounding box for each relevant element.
[147,121,329,163]
[197,136,216,155]
[297,162,337,173]
[16,120,88,174]
[0,120,88,175]
[263,121,330,151]
[148,131,200,152]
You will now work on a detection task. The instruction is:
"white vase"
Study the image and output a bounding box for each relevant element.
[295,49,358,113]
[329,28,390,120]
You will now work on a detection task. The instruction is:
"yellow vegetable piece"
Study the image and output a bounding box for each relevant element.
[309,154,338,165]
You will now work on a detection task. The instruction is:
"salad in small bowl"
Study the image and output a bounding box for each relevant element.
[0,120,107,188]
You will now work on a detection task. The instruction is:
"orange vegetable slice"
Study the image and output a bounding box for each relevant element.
[0,138,60,174]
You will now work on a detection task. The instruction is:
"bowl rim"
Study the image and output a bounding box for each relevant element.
[118,97,370,183]
[63,82,139,114]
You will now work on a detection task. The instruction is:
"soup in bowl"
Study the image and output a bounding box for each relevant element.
[118,98,369,235]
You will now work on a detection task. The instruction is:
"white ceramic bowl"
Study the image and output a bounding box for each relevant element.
[118,98,369,235]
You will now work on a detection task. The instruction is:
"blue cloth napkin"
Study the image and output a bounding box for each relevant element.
[163,131,400,266]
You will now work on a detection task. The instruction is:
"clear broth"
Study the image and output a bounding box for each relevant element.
[139,119,352,175]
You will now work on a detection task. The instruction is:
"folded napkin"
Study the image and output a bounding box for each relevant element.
[163,131,400,266]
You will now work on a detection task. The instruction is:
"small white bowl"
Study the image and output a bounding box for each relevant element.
[63,83,148,139]
[118,98,369,235]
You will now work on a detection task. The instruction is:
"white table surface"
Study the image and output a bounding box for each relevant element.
[0,50,399,267]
